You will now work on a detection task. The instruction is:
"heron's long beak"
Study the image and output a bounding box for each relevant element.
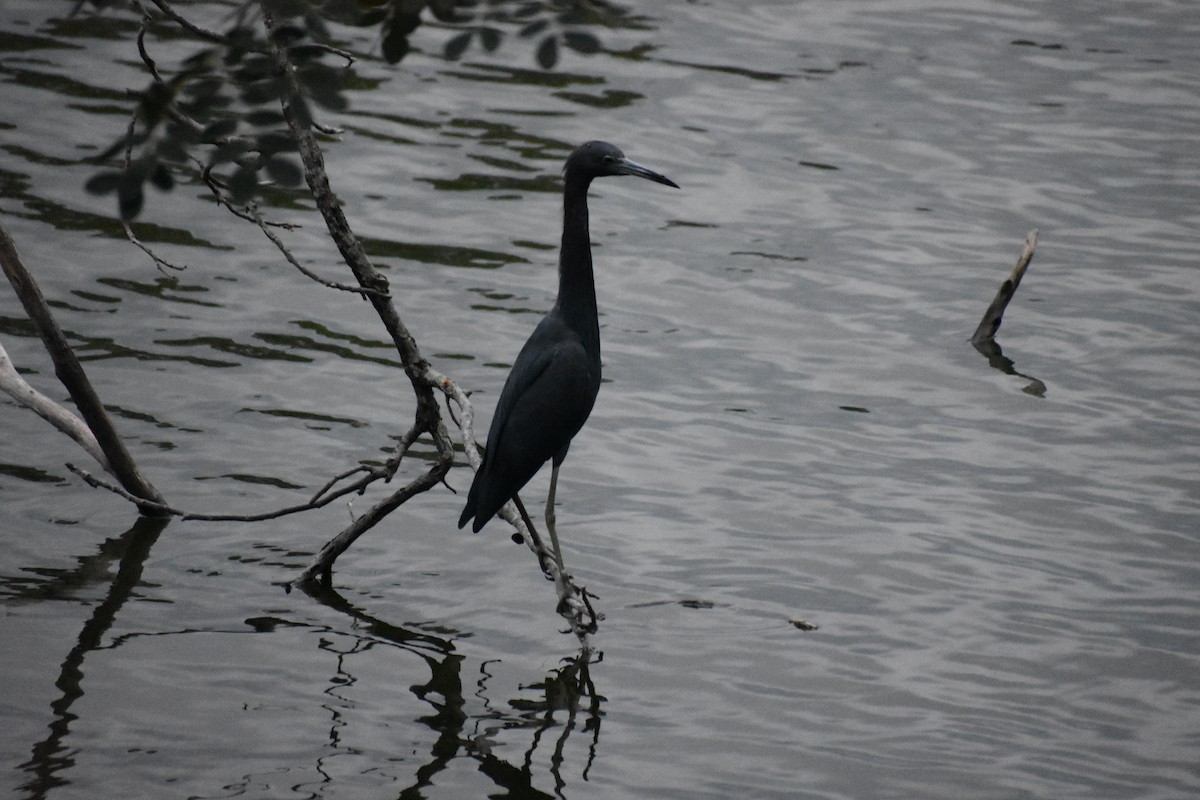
[617,157,680,188]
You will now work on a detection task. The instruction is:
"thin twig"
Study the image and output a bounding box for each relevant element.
[312,121,344,136]
[124,221,186,274]
[131,3,165,83]
[309,464,372,504]
[118,79,185,273]
[147,0,231,44]
[194,160,290,226]
[246,203,386,298]
[385,421,423,481]
[66,460,393,522]
[427,364,474,458]
[289,463,449,588]
[311,42,356,67]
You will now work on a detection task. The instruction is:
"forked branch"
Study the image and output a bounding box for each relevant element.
[4,0,599,648]
[258,9,594,643]
[0,221,168,513]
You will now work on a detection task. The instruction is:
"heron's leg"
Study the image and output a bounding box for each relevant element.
[545,461,566,576]
[513,494,553,577]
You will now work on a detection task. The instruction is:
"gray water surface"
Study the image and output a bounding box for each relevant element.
[2,1,1198,798]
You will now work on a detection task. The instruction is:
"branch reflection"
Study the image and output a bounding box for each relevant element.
[16,515,170,800]
[300,582,605,799]
[972,337,1047,397]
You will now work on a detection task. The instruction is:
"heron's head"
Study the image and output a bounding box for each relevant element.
[565,141,679,188]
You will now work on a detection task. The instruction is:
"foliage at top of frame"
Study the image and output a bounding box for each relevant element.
[81,0,637,220]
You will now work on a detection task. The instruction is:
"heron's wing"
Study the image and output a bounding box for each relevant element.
[464,318,599,529]
[490,338,596,469]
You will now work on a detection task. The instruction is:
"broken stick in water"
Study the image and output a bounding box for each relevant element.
[971,229,1039,344]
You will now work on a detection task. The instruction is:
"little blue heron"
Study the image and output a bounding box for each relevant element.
[458,141,678,576]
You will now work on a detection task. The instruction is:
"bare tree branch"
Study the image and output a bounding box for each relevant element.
[1,220,168,512]
[195,160,288,225]
[131,2,165,83]
[1,342,113,475]
[66,458,396,522]
[428,364,601,641]
[257,11,596,642]
[970,230,1046,397]
[258,7,459,579]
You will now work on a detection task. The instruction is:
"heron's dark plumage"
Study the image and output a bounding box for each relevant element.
[458,141,678,533]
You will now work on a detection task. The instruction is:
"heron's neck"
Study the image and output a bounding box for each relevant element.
[556,180,599,356]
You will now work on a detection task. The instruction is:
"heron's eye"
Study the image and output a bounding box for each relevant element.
[602,155,615,163]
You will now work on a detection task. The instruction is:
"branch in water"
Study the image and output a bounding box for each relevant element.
[0,221,168,512]
[971,229,1039,344]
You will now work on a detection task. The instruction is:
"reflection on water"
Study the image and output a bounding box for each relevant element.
[3,1,1200,798]
[10,515,603,799]
[294,582,605,799]
[972,336,1047,398]
[16,517,168,799]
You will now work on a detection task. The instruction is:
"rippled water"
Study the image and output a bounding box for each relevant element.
[3,1,1199,798]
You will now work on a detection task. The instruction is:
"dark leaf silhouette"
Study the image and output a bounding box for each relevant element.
[520,19,549,38]
[480,27,503,52]
[245,109,285,127]
[255,131,294,156]
[84,171,122,196]
[117,174,144,220]
[536,34,558,69]
[149,163,175,191]
[382,29,409,64]
[228,164,259,204]
[265,156,303,186]
[80,0,621,219]
[444,30,473,60]
[563,31,600,54]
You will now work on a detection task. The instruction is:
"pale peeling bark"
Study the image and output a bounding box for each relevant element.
[0,342,112,475]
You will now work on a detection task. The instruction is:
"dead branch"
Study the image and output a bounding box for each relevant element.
[12,0,600,647]
[1,220,168,512]
[1,342,113,475]
[253,10,603,639]
[259,7,456,581]
[970,229,1046,397]
[65,415,442,520]
[429,364,600,641]
[971,229,1039,344]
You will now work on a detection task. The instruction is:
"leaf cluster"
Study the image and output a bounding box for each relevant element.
[83,0,627,219]
[439,0,631,69]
